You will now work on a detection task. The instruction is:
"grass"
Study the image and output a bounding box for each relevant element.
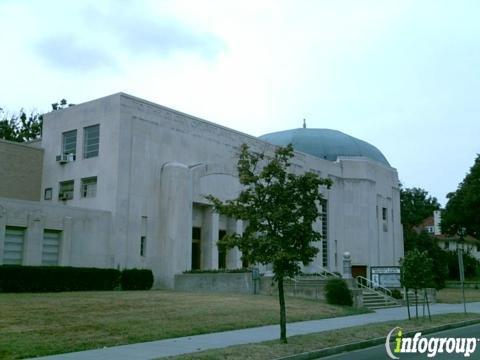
[167,313,480,360]
[0,290,367,359]
[437,287,480,303]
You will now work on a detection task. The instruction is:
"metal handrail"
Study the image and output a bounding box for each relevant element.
[303,264,341,279]
[355,276,394,298]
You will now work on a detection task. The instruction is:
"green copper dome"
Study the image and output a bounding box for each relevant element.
[259,128,390,166]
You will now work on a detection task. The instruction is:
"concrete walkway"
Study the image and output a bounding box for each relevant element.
[32,302,480,360]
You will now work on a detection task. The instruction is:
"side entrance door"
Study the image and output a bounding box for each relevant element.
[351,265,367,279]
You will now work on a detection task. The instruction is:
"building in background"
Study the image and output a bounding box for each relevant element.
[0,93,404,287]
[418,210,480,259]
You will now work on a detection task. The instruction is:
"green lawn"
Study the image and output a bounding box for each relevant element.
[437,288,480,303]
[167,313,480,360]
[0,290,367,359]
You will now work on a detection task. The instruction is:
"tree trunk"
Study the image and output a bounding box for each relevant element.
[278,276,287,343]
[405,287,411,320]
[424,289,431,321]
[415,289,418,319]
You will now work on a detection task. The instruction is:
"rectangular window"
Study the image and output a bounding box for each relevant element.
[42,230,61,265]
[59,180,74,200]
[382,207,387,221]
[83,124,100,158]
[444,241,449,250]
[320,199,328,268]
[3,227,25,265]
[140,236,146,257]
[140,216,147,257]
[81,177,97,198]
[62,130,77,157]
[44,188,52,200]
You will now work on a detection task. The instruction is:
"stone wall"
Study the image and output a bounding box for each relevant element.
[174,273,255,293]
[0,139,43,201]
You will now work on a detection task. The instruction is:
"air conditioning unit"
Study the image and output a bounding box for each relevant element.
[59,192,73,201]
[56,153,76,164]
[56,154,68,164]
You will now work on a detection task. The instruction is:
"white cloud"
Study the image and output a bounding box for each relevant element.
[1,0,479,204]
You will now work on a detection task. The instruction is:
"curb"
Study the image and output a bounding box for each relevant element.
[275,318,480,360]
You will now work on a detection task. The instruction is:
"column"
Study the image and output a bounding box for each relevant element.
[202,207,219,270]
[159,162,192,288]
[59,216,73,266]
[24,211,44,265]
[226,219,243,269]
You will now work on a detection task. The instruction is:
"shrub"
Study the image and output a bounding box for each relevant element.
[446,250,479,280]
[121,269,154,290]
[0,265,120,292]
[391,289,403,299]
[325,278,353,306]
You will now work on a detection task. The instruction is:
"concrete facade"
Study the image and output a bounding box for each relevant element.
[0,139,43,201]
[0,197,112,267]
[1,93,404,287]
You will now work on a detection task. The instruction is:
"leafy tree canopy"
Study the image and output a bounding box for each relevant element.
[400,186,440,231]
[400,249,434,290]
[207,143,332,342]
[404,231,448,289]
[0,99,73,143]
[441,155,480,237]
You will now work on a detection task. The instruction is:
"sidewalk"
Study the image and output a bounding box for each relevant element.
[32,302,480,360]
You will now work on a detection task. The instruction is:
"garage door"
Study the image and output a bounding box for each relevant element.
[3,227,25,265]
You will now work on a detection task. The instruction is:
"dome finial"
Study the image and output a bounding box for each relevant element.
[303,118,306,129]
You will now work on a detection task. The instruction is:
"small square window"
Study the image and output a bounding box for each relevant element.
[44,188,52,200]
[59,180,74,200]
[81,177,97,198]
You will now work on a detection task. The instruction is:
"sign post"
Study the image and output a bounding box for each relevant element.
[458,247,467,314]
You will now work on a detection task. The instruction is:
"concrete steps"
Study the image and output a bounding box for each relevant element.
[362,289,401,310]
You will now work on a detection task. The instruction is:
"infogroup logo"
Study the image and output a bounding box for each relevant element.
[385,327,479,359]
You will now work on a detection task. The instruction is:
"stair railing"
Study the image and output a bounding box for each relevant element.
[303,264,341,279]
[355,276,399,306]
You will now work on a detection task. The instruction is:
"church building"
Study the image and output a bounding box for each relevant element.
[0,93,403,287]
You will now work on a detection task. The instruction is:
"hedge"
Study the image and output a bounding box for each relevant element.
[0,266,155,292]
[0,265,121,292]
[121,268,154,290]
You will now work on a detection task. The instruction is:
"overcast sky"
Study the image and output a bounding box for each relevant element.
[1,0,479,206]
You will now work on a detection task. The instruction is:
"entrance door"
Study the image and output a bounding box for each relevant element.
[218,230,227,269]
[351,265,367,279]
[192,227,201,270]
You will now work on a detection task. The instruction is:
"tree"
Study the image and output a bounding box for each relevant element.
[0,109,43,142]
[404,231,448,289]
[400,187,445,289]
[0,99,73,143]
[400,249,434,319]
[400,186,440,232]
[207,144,332,343]
[441,155,480,238]
[445,250,479,280]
